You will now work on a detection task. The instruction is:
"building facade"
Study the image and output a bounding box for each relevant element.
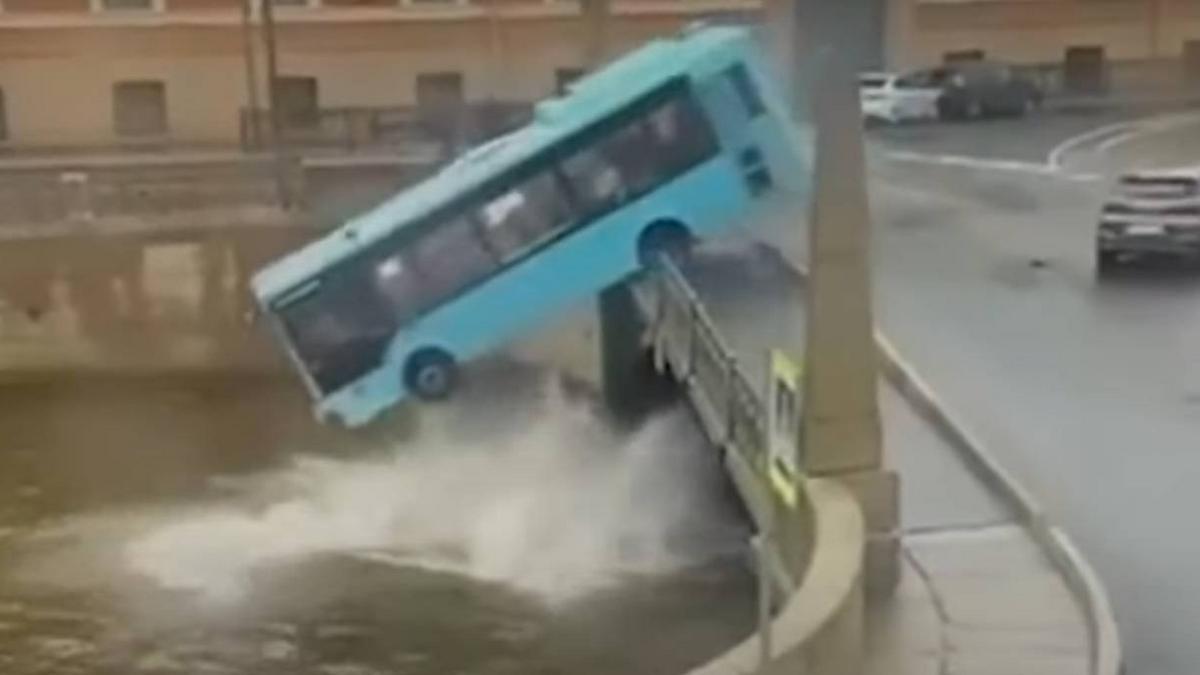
[887,0,1200,92]
[0,0,1197,153]
[0,0,761,152]
[891,0,1200,66]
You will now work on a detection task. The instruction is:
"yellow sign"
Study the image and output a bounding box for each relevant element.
[771,349,803,390]
[766,349,804,508]
[768,457,799,508]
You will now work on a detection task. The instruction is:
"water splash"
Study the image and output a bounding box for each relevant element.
[123,377,747,605]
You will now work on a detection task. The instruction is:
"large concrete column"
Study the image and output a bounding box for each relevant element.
[796,0,887,71]
[762,0,802,109]
[798,37,900,597]
[766,0,889,108]
[598,284,643,421]
[581,0,611,69]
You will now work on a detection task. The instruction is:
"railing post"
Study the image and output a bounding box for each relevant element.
[60,171,94,222]
[343,110,355,153]
[724,354,740,445]
[752,532,773,668]
[240,0,261,150]
[651,271,668,371]
[652,264,667,327]
[260,0,292,208]
[685,302,698,380]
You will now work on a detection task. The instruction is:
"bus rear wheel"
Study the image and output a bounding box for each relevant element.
[638,222,693,268]
[405,349,458,402]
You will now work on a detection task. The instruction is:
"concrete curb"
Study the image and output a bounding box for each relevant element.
[685,478,866,675]
[874,332,1123,675]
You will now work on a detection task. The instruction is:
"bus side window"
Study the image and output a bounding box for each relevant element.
[599,123,657,195]
[478,169,572,260]
[411,215,497,306]
[644,95,718,179]
[560,93,717,221]
[561,146,625,219]
[373,252,424,324]
[560,120,655,218]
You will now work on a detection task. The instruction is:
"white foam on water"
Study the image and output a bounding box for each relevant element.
[122,377,745,606]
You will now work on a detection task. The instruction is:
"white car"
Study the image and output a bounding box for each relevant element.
[858,72,942,125]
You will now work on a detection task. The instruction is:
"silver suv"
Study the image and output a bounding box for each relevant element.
[1097,168,1200,275]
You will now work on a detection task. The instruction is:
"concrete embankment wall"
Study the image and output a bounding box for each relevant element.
[509,298,871,675]
[686,478,866,675]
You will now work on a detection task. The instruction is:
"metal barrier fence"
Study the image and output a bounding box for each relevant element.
[0,103,534,228]
[642,254,808,640]
[645,255,768,475]
[239,102,534,154]
[240,106,432,153]
[0,157,287,226]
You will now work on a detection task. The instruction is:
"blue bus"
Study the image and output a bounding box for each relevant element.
[252,24,809,427]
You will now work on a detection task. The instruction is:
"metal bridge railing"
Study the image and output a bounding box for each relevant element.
[648,255,768,474]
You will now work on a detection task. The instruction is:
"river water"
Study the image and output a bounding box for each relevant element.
[0,361,754,674]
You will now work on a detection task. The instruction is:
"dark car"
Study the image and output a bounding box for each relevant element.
[916,62,1043,120]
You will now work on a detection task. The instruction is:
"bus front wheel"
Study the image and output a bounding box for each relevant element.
[405,349,458,402]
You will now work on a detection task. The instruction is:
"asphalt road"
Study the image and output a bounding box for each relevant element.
[870,109,1138,165]
[674,247,1010,533]
[866,108,1200,675]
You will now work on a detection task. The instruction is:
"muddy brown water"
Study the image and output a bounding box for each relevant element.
[0,364,754,675]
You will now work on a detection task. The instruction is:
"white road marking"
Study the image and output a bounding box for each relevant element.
[1047,112,1200,170]
[879,112,1200,185]
[1094,130,1140,154]
[883,150,1102,182]
[1095,114,1200,155]
[1047,120,1141,170]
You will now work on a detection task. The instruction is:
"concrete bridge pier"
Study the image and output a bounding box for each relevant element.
[598,282,678,426]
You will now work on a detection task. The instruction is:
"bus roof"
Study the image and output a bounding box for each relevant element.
[253,24,753,301]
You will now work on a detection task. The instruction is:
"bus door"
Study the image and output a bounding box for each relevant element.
[694,65,772,195]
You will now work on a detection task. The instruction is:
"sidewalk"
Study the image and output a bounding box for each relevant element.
[865,386,1090,675]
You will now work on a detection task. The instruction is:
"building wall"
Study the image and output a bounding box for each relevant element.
[3,0,1194,150]
[0,48,247,146]
[0,1,756,149]
[890,0,1200,70]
